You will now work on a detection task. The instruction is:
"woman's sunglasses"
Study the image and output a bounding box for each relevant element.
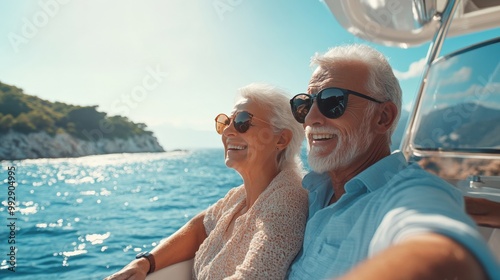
[289,87,384,123]
[215,111,273,134]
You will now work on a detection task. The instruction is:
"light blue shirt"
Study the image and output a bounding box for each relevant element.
[288,152,500,279]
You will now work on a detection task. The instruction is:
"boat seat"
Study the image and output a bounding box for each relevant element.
[145,258,193,280]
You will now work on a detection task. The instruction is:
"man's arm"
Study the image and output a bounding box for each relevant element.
[337,233,486,280]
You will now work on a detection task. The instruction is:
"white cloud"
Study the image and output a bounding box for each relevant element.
[417,82,500,115]
[438,66,472,87]
[394,58,426,80]
[436,56,458,71]
[403,101,414,112]
[435,82,500,103]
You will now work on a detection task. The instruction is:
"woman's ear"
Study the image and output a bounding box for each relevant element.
[276,129,293,151]
[374,101,398,134]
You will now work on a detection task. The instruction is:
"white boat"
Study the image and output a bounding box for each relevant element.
[146,259,193,280]
[148,0,500,278]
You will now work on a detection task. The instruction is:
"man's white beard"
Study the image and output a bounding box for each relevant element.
[307,117,373,173]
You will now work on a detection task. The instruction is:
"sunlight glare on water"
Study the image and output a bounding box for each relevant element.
[0,149,240,279]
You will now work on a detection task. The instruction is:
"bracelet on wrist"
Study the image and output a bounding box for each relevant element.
[135,251,156,274]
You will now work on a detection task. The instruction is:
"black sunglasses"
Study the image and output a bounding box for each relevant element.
[215,111,273,134]
[289,87,384,123]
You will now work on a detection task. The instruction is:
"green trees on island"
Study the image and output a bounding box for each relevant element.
[0,81,154,140]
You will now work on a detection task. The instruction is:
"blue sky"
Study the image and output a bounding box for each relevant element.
[0,0,498,150]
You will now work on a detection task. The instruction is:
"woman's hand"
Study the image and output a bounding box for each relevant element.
[104,258,149,280]
[464,196,500,228]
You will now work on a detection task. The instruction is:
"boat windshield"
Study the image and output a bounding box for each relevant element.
[411,38,500,154]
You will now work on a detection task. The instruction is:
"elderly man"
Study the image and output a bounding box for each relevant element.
[287,44,499,280]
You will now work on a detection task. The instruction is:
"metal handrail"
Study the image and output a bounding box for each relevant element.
[400,0,461,160]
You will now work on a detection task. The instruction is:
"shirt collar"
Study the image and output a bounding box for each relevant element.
[349,151,409,192]
[306,151,409,194]
[303,171,332,209]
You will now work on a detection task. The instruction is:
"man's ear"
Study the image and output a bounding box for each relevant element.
[374,101,398,134]
[277,129,293,151]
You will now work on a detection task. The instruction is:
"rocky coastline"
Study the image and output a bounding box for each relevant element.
[0,130,165,161]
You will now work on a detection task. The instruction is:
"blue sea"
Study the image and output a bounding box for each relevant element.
[0,149,258,280]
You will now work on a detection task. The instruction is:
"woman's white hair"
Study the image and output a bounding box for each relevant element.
[238,83,304,172]
[311,44,402,140]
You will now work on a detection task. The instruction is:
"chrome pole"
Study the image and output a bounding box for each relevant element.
[400,0,462,159]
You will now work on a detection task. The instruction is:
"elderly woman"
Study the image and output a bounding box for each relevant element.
[106,83,308,280]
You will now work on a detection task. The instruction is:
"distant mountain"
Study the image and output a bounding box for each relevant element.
[0,81,164,160]
[413,103,500,149]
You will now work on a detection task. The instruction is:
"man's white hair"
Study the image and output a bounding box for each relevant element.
[311,44,402,140]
